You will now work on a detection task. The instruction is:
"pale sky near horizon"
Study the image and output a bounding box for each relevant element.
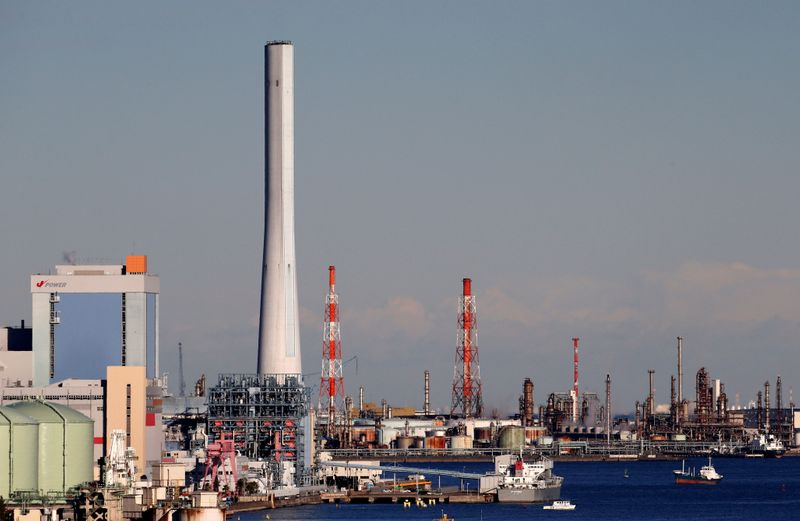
[1,1,799,414]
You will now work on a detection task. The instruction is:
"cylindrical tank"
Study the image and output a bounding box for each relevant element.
[0,406,39,496]
[177,508,225,521]
[497,425,525,449]
[474,427,493,442]
[8,401,93,493]
[353,428,376,444]
[425,436,446,449]
[425,429,446,438]
[412,436,425,448]
[395,436,415,450]
[449,435,472,449]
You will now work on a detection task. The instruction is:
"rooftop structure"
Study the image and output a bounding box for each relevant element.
[30,255,159,385]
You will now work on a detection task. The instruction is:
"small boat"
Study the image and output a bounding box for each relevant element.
[623,468,629,479]
[673,457,722,485]
[543,500,576,510]
[434,513,454,521]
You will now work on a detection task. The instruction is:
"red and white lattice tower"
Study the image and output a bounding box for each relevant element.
[451,278,483,418]
[320,266,344,435]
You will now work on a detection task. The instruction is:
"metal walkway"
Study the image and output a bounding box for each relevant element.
[318,460,485,480]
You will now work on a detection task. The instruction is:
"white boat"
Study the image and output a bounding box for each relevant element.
[543,500,576,510]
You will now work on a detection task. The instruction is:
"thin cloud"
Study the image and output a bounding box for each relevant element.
[344,296,433,341]
[647,261,800,323]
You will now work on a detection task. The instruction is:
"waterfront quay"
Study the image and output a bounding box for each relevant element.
[321,489,490,504]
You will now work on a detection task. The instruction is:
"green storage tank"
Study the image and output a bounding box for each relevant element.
[8,400,93,493]
[497,425,526,449]
[0,405,39,497]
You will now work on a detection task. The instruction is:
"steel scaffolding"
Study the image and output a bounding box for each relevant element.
[207,373,311,484]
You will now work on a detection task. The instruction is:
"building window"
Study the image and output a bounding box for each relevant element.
[126,384,132,447]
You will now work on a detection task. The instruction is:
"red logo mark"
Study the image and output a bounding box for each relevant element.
[36,280,46,288]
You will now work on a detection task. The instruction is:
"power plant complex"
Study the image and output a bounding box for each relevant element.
[1,40,799,521]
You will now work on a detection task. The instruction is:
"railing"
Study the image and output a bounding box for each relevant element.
[322,440,748,459]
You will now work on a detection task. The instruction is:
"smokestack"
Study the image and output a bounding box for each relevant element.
[776,376,783,437]
[757,391,763,429]
[647,369,655,418]
[344,395,353,448]
[424,370,431,416]
[258,41,301,375]
[605,374,611,445]
[677,336,683,407]
[358,385,364,415]
[571,337,580,423]
[765,381,771,433]
[572,338,579,396]
[523,378,534,427]
[670,375,676,425]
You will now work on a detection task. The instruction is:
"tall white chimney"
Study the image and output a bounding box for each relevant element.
[258,41,301,375]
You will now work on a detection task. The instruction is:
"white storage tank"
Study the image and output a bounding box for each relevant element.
[449,435,473,449]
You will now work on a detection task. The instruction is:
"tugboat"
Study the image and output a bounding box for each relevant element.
[494,452,563,503]
[748,433,785,458]
[673,457,723,485]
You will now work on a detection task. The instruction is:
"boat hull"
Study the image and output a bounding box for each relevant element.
[497,485,561,503]
[675,478,720,485]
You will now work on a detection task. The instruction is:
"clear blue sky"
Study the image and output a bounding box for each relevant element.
[2,1,799,413]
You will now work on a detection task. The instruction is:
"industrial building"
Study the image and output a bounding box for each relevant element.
[30,255,160,385]
[0,320,33,387]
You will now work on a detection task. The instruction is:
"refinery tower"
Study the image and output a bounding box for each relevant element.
[258,41,301,375]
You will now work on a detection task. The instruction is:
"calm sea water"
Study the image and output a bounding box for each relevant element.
[238,458,800,521]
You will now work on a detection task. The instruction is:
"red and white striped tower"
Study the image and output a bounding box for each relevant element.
[320,266,344,436]
[570,337,580,422]
[451,278,483,418]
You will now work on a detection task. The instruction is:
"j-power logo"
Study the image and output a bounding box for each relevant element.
[35,280,67,288]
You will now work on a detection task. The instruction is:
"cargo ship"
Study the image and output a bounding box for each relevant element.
[494,453,563,503]
[673,457,723,485]
[748,433,785,458]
